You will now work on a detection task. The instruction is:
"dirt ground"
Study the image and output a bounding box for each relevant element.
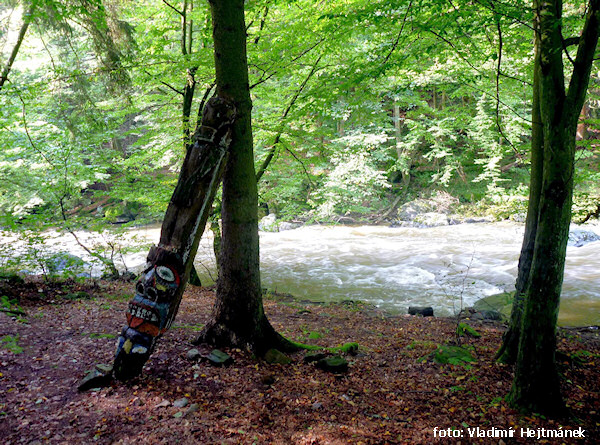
[0,278,599,444]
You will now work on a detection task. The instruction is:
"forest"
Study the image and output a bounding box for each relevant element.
[1,0,600,443]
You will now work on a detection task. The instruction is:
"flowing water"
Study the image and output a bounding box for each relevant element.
[255,223,600,326]
[4,222,599,326]
[187,221,600,327]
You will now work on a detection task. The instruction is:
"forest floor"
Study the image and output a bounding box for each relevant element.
[0,278,599,445]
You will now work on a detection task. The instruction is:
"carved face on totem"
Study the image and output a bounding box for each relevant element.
[127,262,180,336]
[115,247,183,364]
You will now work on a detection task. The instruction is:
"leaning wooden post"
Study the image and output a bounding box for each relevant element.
[113,96,236,380]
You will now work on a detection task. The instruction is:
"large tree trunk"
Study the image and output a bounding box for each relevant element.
[195,0,295,354]
[113,96,236,380]
[496,11,544,365]
[506,0,600,415]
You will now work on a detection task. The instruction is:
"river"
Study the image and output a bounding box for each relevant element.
[193,222,600,327]
[4,222,599,326]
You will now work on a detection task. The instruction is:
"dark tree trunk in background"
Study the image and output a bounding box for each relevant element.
[506,0,600,416]
[195,0,295,354]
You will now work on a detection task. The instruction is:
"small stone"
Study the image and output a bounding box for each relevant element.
[303,352,328,363]
[264,349,291,365]
[408,306,434,317]
[261,374,276,385]
[173,411,183,418]
[186,349,201,361]
[315,355,349,373]
[173,397,189,408]
[311,402,323,410]
[184,403,200,417]
[95,363,113,374]
[480,310,502,321]
[77,370,113,392]
[156,399,171,408]
[206,349,233,367]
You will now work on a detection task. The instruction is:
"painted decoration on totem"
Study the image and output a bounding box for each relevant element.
[114,247,183,375]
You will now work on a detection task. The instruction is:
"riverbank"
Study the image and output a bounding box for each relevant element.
[1,279,599,444]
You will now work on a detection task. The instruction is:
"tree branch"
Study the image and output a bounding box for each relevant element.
[252,5,270,44]
[58,196,119,277]
[144,70,184,95]
[281,141,315,189]
[492,6,520,156]
[566,0,600,119]
[162,0,184,16]
[195,81,216,132]
[380,0,413,70]
[473,0,534,31]
[250,38,325,90]
[0,1,37,92]
[256,54,323,182]
[427,29,531,86]
[18,96,54,167]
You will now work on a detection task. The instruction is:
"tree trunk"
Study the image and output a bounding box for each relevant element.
[0,2,37,92]
[188,265,202,286]
[180,0,198,146]
[576,102,590,142]
[506,0,600,415]
[209,216,221,276]
[195,0,295,354]
[393,103,411,189]
[496,12,544,365]
[113,96,236,380]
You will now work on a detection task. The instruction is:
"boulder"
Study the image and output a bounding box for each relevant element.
[472,292,513,319]
[278,221,301,231]
[258,214,278,232]
[568,229,600,247]
[338,342,359,355]
[45,253,89,279]
[398,199,434,221]
[258,214,301,232]
[408,306,434,317]
[413,212,449,227]
[464,217,494,224]
[509,213,527,223]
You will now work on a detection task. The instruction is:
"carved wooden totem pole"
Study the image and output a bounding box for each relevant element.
[113,96,235,380]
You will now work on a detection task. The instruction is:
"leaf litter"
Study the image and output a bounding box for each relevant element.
[0,279,598,444]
